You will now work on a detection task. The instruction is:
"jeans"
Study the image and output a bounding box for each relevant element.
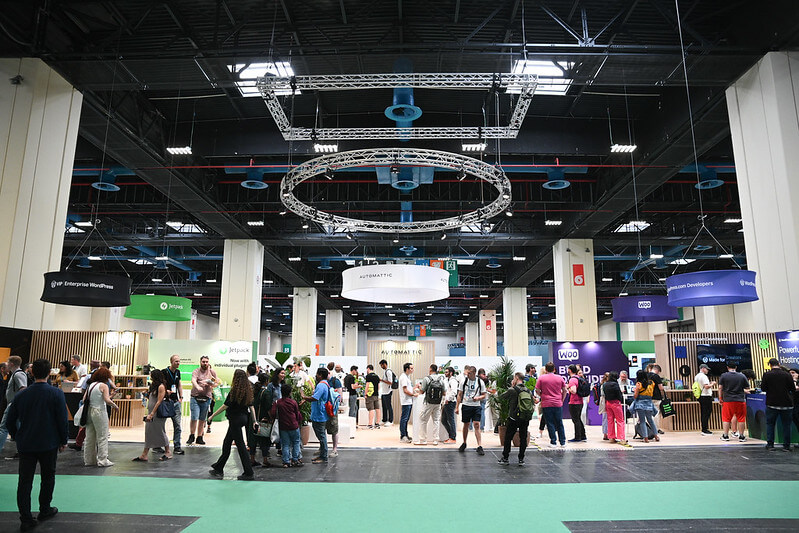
[381,392,394,423]
[418,402,441,443]
[502,418,529,461]
[568,403,586,440]
[601,413,608,435]
[168,399,182,449]
[17,448,58,521]
[280,428,301,463]
[399,404,412,439]
[479,398,487,430]
[0,407,10,452]
[636,409,657,439]
[348,393,359,421]
[606,400,625,441]
[312,421,328,460]
[211,412,253,476]
[190,396,211,421]
[698,396,713,432]
[543,406,565,445]
[766,407,793,448]
[442,402,457,440]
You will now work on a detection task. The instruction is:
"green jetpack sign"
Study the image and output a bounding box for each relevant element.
[124,295,192,321]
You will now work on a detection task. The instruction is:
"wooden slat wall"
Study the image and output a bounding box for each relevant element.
[30,330,149,370]
[367,340,435,424]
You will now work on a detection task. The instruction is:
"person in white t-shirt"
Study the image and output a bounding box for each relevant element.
[378,359,395,426]
[695,364,716,435]
[441,367,459,443]
[291,362,309,387]
[456,366,487,455]
[71,354,88,380]
[398,363,418,443]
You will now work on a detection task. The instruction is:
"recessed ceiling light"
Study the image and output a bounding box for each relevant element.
[492,280,503,284]
[425,313,432,316]
[87,256,102,261]
[479,294,488,298]
[151,278,162,282]
[247,220,265,226]
[601,277,613,282]
[427,305,435,309]
[288,257,301,262]
[610,144,637,153]
[724,218,742,223]
[313,280,324,284]
[385,305,393,308]
[166,146,192,155]
[604,312,612,315]
[264,280,274,284]
[461,142,487,152]
[543,279,554,283]
[342,305,350,309]
[351,313,358,316]
[718,253,734,259]
[545,220,562,226]
[512,256,526,261]
[619,292,629,296]
[650,254,664,259]
[388,313,396,316]
[193,292,203,297]
[73,221,93,227]
[313,143,338,153]
[212,311,218,315]
[658,277,667,282]
[614,220,650,233]
[206,278,217,283]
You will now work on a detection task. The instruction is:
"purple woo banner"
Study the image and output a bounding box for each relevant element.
[550,341,630,425]
[666,269,758,307]
[612,295,678,323]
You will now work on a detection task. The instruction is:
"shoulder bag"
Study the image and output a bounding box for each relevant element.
[75,383,97,427]
[156,391,176,418]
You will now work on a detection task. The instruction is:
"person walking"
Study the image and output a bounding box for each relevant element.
[0,356,27,454]
[535,362,568,448]
[82,367,118,467]
[7,359,68,532]
[456,366,487,455]
[161,355,184,455]
[634,369,659,443]
[603,371,626,444]
[761,358,795,451]
[209,369,258,479]
[187,355,218,446]
[498,372,533,465]
[416,364,444,446]
[133,369,172,462]
[718,362,750,442]
[441,367,458,443]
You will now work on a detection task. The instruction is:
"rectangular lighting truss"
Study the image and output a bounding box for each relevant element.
[257,73,538,140]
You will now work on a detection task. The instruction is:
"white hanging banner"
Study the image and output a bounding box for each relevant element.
[341,264,449,303]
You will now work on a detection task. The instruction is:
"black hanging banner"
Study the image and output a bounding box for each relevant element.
[41,271,132,307]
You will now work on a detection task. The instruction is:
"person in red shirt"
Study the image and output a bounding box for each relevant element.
[535,362,568,448]
[271,383,303,467]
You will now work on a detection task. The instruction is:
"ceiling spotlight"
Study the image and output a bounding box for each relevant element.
[610,144,637,153]
[345,232,353,240]
[166,146,192,155]
[505,209,513,217]
[440,233,447,240]
[457,167,467,181]
[301,220,310,229]
[390,163,400,176]
[279,209,287,215]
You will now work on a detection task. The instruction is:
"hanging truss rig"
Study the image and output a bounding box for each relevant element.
[257,73,538,141]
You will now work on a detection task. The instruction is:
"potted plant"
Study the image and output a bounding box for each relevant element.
[488,357,529,447]
[289,376,315,445]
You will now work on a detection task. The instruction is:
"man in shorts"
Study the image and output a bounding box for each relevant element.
[456,366,487,455]
[718,361,750,442]
[188,356,217,446]
[364,365,382,429]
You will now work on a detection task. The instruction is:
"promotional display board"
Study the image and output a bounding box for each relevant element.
[149,339,257,386]
[550,341,654,425]
[41,271,131,307]
[775,330,799,367]
[612,295,679,322]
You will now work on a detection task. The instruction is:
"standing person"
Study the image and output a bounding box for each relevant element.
[398,363,417,443]
[634,369,659,443]
[598,372,609,440]
[187,355,218,446]
[246,362,259,384]
[456,366,487,455]
[132,370,172,462]
[326,362,342,457]
[694,364,716,435]
[566,365,587,442]
[378,359,395,426]
[647,364,665,435]
[416,364,444,446]
[790,368,799,444]
[209,369,258,479]
[343,366,361,426]
[82,367,118,467]
[477,368,489,432]
[364,365,382,429]
[161,355,184,455]
[0,356,27,454]
[718,362,750,442]
[524,364,537,384]
[251,374,273,467]
[618,371,632,395]
[271,383,303,467]
[291,362,309,387]
[441,367,458,443]
[70,355,87,380]
[604,371,626,444]
[498,372,533,465]
[6,359,67,531]
[0,362,7,419]
[52,361,78,388]
[536,362,568,448]
[761,358,795,451]
[303,367,331,464]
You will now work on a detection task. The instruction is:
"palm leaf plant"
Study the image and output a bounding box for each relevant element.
[487,357,516,426]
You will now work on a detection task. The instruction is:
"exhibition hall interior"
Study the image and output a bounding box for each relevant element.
[1,1,799,531]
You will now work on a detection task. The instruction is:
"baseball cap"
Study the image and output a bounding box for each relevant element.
[699,364,710,371]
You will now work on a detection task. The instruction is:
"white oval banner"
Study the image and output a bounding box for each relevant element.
[341,264,450,303]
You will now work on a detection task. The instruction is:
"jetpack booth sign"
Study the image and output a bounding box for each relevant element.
[41,271,131,307]
[776,330,799,367]
[666,269,758,307]
[149,339,257,387]
[124,295,192,321]
[550,341,652,425]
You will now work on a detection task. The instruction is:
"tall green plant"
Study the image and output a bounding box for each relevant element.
[487,357,516,426]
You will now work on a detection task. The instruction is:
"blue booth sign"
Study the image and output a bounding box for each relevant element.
[611,295,678,323]
[776,330,799,367]
[666,269,758,307]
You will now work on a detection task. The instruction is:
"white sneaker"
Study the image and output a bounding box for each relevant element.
[432,441,439,446]
[560,443,567,448]
[548,442,559,448]
[329,451,338,457]
[413,441,426,445]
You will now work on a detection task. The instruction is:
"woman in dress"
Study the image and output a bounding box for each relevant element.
[133,369,172,461]
[634,369,659,443]
[53,361,78,388]
[82,367,118,467]
[209,369,258,480]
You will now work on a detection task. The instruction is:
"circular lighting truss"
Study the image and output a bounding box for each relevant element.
[280,148,511,233]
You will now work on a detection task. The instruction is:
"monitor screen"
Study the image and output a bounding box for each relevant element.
[696,343,753,375]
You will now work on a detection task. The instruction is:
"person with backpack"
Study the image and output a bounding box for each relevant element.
[326,362,343,457]
[0,356,28,454]
[415,364,445,446]
[456,366,488,455]
[603,371,626,444]
[364,365,382,429]
[694,364,716,435]
[302,367,331,464]
[567,365,587,442]
[633,369,659,443]
[498,372,535,466]
[378,359,396,426]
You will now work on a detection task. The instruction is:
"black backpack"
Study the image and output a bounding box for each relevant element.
[425,376,445,404]
[389,369,399,390]
[575,375,591,397]
[591,383,601,405]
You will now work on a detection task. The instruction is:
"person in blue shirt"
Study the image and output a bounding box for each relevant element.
[7,359,68,531]
[303,367,331,464]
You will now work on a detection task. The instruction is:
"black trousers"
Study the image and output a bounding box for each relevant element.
[381,392,394,423]
[502,418,529,461]
[699,396,713,432]
[569,403,586,440]
[539,409,547,431]
[212,412,253,476]
[441,402,457,440]
[17,448,58,521]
